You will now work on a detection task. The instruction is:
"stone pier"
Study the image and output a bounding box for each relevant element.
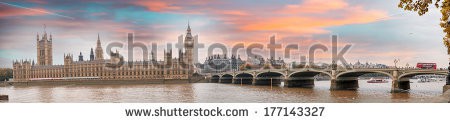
[444,85,450,93]
[391,80,410,93]
[233,78,253,84]
[330,79,359,90]
[0,95,8,100]
[390,70,410,93]
[284,78,314,88]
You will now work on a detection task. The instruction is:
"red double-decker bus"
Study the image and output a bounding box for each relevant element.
[416,63,436,69]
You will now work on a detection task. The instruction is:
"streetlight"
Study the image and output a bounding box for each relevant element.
[394,59,400,69]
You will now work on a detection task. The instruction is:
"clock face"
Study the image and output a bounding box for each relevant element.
[185,40,193,46]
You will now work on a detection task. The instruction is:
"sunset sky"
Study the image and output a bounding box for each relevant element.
[0,0,447,68]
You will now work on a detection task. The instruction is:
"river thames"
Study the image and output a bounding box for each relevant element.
[0,80,445,103]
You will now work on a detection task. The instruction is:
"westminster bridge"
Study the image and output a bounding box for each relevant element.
[208,67,448,93]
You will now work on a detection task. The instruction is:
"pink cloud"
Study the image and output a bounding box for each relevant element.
[0,6,48,17]
[158,0,388,39]
[112,0,391,64]
[236,4,388,36]
[215,10,249,16]
[132,0,181,12]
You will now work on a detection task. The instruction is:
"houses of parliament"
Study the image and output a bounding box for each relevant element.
[12,24,196,82]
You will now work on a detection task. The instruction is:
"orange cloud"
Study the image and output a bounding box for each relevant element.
[240,6,387,35]
[132,0,181,12]
[279,0,348,14]
[190,0,389,38]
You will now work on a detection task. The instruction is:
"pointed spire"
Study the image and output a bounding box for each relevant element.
[42,24,48,40]
[95,33,104,60]
[97,33,101,46]
[187,20,191,33]
[78,52,84,61]
[90,48,95,61]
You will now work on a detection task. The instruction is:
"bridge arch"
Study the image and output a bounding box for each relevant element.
[254,71,285,85]
[255,71,285,78]
[287,70,332,78]
[333,70,394,90]
[398,72,447,81]
[286,70,332,88]
[390,71,446,92]
[336,70,394,80]
[220,74,233,83]
[234,73,253,84]
[211,75,220,83]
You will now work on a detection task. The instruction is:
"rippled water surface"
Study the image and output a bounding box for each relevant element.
[0,80,446,103]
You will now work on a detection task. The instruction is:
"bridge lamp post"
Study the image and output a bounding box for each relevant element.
[394,59,399,69]
[286,63,291,71]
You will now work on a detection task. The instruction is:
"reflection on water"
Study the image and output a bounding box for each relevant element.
[330,90,360,103]
[0,80,445,103]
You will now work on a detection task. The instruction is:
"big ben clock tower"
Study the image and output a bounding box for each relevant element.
[184,22,194,76]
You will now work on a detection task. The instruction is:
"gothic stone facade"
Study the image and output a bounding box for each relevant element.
[13,24,195,82]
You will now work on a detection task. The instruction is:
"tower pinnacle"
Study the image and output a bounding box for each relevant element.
[187,21,191,34]
[95,33,104,60]
[90,48,94,61]
[78,52,84,61]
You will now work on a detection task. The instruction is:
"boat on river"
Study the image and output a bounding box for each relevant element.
[367,78,388,83]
